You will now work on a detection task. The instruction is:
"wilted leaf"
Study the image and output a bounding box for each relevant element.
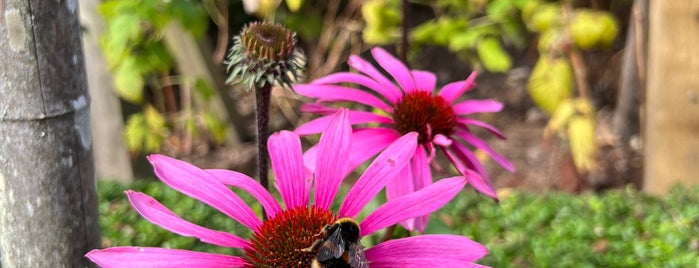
[544,98,575,138]
[570,9,619,49]
[568,114,596,172]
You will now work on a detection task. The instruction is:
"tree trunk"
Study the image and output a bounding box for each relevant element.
[644,0,699,195]
[0,1,100,267]
[79,0,134,182]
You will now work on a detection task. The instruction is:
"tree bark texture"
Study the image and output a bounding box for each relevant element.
[0,0,101,267]
[79,0,134,182]
[644,0,699,195]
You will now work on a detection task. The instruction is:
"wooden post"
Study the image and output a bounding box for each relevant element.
[644,0,699,195]
[0,0,101,267]
[79,0,134,182]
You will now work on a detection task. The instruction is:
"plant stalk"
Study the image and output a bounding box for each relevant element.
[255,84,272,209]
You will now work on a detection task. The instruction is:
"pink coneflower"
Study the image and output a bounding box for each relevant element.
[294,47,514,232]
[86,109,488,267]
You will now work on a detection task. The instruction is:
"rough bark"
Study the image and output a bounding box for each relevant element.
[0,0,100,266]
[79,0,134,182]
[644,0,699,195]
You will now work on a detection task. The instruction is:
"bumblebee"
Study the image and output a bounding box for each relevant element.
[302,218,369,268]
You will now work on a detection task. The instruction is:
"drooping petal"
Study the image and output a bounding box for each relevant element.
[457,131,515,172]
[267,130,308,209]
[410,146,433,233]
[346,128,401,175]
[348,54,403,102]
[300,103,337,115]
[360,176,467,236]
[443,148,498,200]
[448,141,489,181]
[294,84,391,110]
[147,154,262,231]
[314,109,352,210]
[372,47,415,92]
[365,235,488,267]
[439,72,478,103]
[125,191,251,249]
[339,132,418,218]
[295,111,393,135]
[206,169,282,218]
[458,118,506,140]
[385,165,415,231]
[311,72,399,104]
[85,247,247,268]
[453,100,504,115]
[411,70,437,93]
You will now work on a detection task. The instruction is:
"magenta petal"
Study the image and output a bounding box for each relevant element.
[339,132,418,218]
[300,103,337,115]
[86,247,247,268]
[206,169,282,218]
[294,84,391,110]
[346,128,401,175]
[147,154,261,231]
[371,47,416,92]
[348,54,403,102]
[411,147,433,233]
[444,148,498,200]
[457,131,515,172]
[439,71,478,103]
[126,191,250,249]
[411,70,437,93]
[311,72,399,104]
[365,235,488,266]
[295,111,393,135]
[267,130,308,209]
[360,176,467,236]
[458,118,506,140]
[453,100,504,115]
[386,165,415,231]
[314,109,352,210]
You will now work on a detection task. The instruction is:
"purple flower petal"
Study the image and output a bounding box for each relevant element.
[443,148,498,200]
[346,128,401,175]
[366,235,488,267]
[147,154,262,231]
[125,191,251,249]
[267,130,308,209]
[311,72,400,104]
[372,47,416,92]
[410,147,433,233]
[439,72,478,103]
[448,141,489,181]
[411,70,437,93]
[453,100,504,115]
[85,247,247,268]
[339,132,418,218]
[458,118,506,140]
[360,176,467,236]
[386,165,415,231]
[456,131,515,172]
[348,54,403,102]
[314,109,352,210]
[294,84,391,110]
[295,111,393,135]
[206,169,282,218]
[300,103,337,115]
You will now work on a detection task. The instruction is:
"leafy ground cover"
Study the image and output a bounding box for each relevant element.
[98,181,699,267]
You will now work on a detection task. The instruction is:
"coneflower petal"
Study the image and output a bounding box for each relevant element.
[410,70,437,93]
[267,130,308,209]
[294,84,391,110]
[86,247,247,268]
[314,109,351,210]
[453,100,504,115]
[366,235,489,266]
[206,169,282,218]
[348,54,403,102]
[372,47,416,92]
[438,71,478,103]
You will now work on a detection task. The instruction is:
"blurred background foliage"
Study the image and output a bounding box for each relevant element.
[98,180,699,267]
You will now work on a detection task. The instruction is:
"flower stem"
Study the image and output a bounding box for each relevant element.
[255,84,272,203]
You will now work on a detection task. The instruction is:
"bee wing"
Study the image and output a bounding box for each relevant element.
[348,243,369,268]
[316,229,345,260]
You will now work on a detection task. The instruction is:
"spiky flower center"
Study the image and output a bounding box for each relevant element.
[242,22,296,62]
[246,206,336,267]
[392,91,457,144]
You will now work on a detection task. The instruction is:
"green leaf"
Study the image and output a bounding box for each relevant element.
[193,78,215,101]
[477,37,512,72]
[487,0,514,21]
[124,114,147,153]
[203,112,227,144]
[113,56,144,103]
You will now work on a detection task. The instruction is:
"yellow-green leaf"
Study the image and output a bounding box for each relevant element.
[568,115,596,172]
[527,55,573,114]
[477,37,512,72]
[570,9,619,49]
[285,0,303,12]
[544,98,575,138]
[113,57,143,103]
